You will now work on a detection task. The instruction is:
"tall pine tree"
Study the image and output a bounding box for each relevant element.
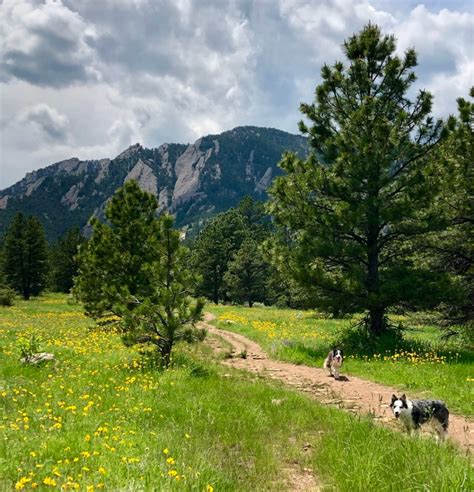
[191,209,246,303]
[74,181,204,366]
[191,197,269,304]
[50,227,85,293]
[4,213,48,300]
[224,238,268,307]
[269,25,445,335]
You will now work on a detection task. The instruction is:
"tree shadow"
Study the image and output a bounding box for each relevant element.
[279,324,474,363]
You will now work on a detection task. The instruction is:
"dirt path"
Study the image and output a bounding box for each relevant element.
[201,314,473,455]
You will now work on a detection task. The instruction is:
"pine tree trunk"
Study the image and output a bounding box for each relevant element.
[160,340,173,368]
[369,307,385,336]
[367,242,385,335]
[367,207,385,335]
[23,286,30,301]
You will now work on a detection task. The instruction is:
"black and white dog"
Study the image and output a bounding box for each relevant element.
[323,348,344,380]
[390,394,449,440]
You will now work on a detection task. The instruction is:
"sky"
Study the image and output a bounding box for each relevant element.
[0,0,473,189]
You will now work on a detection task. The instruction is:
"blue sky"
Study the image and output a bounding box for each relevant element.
[1,0,473,188]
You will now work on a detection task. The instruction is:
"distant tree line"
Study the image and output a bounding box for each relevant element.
[0,216,84,302]
[189,196,312,309]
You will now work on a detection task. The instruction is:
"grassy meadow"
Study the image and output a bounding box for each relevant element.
[0,294,472,491]
[209,305,474,417]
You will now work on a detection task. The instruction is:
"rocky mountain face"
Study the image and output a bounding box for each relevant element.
[0,126,307,240]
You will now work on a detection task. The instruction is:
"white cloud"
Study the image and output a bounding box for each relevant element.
[0,0,99,87]
[393,5,474,116]
[19,103,70,142]
[0,0,473,188]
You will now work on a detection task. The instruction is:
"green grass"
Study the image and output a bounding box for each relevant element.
[0,294,472,491]
[208,305,474,416]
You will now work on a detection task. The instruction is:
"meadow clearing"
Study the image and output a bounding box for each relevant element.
[209,305,474,417]
[0,294,472,491]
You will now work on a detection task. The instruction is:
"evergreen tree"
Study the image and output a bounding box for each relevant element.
[0,238,6,285]
[237,196,269,240]
[74,181,161,318]
[269,25,446,335]
[74,181,204,366]
[191,197,270,304]
[50,227,85,293]
[191,209,246,303]
[0,237,16,307]
[264,264,314,309]
[427,89,473,338]
[4,213,48,300]
[263,232,319,310]
[224,238,268,307]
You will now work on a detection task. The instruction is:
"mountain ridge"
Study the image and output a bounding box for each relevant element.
[0,126,308,240]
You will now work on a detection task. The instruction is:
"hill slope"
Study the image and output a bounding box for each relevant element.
[0,126,307,240]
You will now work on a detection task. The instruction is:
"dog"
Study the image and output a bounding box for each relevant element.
[323,348,344,380]
[390,394,449,441]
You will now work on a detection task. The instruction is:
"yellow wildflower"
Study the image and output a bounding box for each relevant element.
[43,477,57,487]
[15,476,31,490]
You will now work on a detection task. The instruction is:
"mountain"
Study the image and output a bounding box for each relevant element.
[0,126,307,241]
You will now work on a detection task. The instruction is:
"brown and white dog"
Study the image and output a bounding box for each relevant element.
[323,348,344,380]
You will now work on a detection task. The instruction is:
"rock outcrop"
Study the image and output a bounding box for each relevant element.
[124,159,158,196]
[0,126,308,240]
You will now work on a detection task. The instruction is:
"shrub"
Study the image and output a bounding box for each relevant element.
[18,334,42,360]
[334,322,426,357]
[0,286,15,306]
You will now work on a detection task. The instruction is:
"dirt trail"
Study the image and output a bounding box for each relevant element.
[201,314,473,454]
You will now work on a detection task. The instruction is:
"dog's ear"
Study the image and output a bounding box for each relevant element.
[390,394,397,406]
[401,394,406,401]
